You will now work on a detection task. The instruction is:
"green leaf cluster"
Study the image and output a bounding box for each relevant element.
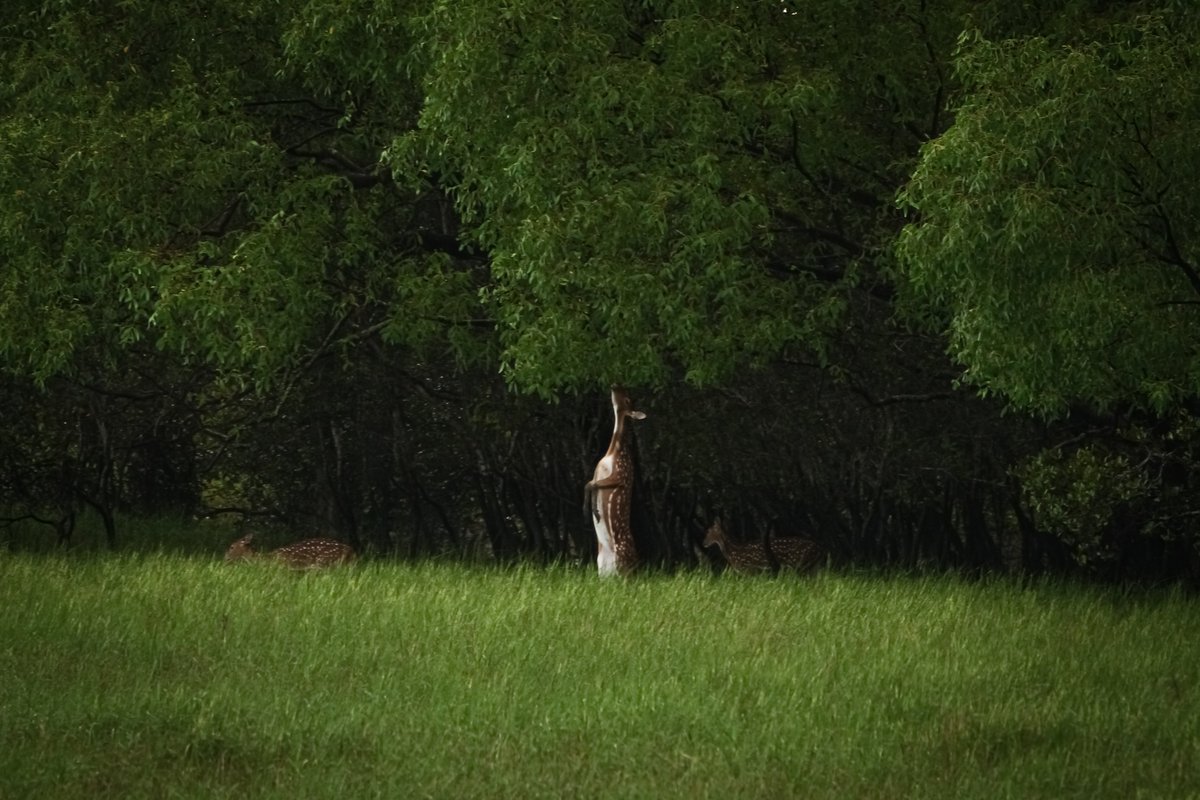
[1,0,292,381]
[392,0,908,394]
[0,0,480,389]
[1018,445,1149,567]
[897,11,1200,415]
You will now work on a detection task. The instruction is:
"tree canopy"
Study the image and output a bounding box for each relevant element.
[1,0,965,395]
[897,9,1200,415]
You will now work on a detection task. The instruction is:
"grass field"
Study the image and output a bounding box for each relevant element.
[1,552,1198,799]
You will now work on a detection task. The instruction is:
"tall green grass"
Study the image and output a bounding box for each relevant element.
[1,554,1197,798]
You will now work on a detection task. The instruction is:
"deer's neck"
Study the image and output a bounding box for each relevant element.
[605,414,629,458]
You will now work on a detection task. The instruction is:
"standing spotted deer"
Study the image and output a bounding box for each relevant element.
[585,386,646,576]
[224,533,356,570]
[703,518,823,575]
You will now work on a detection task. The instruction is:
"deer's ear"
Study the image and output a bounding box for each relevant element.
[630,411,646,420]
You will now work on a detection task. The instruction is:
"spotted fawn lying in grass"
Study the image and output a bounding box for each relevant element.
[224,533,356,569]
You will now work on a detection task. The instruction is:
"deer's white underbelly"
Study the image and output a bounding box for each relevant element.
[593,510,618,576]
[593,454,614,482]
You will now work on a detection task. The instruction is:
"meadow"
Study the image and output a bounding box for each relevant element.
[1,549,1198,799]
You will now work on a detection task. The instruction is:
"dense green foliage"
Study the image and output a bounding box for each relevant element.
[397,2,868,391]
[3,554,1198,798]
[0,0,966,393]
[2,0,1199,581]
[897,10,1200,415]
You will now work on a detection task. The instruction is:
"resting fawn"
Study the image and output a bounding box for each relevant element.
[703,518,823,575]
[224,533,356,569]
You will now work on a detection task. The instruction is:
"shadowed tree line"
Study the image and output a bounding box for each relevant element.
[2,0,1199,582]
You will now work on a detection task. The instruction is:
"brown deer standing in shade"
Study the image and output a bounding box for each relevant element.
[703,518,823,575]
[584,386,646,576]
[224,533,356,569]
